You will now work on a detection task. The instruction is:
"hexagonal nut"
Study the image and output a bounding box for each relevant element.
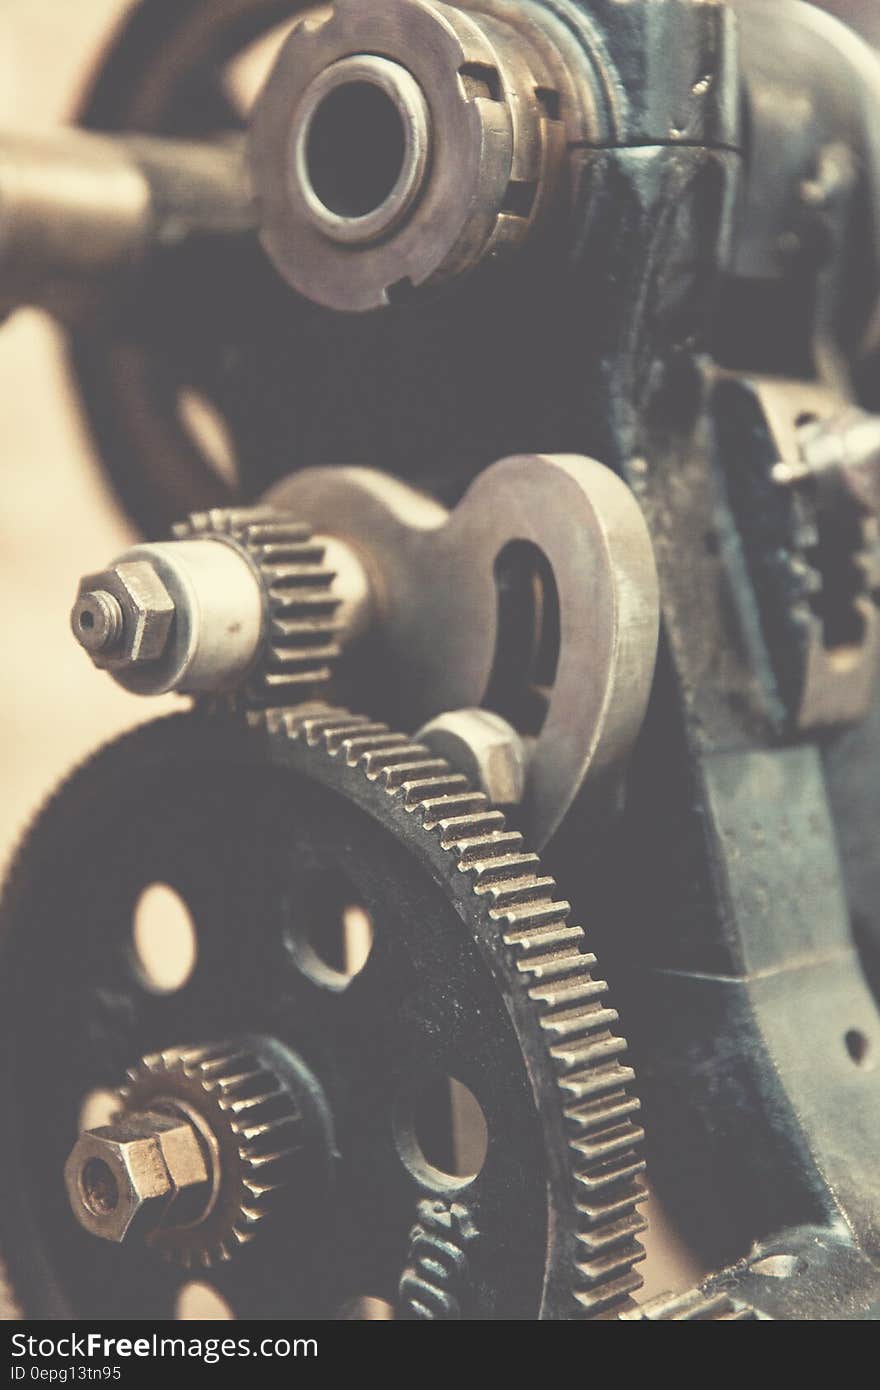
[74,560,174,667]
[64,1111,209,1244]
[417,709,527,806]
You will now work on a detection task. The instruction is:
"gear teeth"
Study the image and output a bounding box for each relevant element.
[381,759,449,788]
[542,1004,620,1043]
[505,924,584,957]
[620,1286,759,1320]
[574,1267,646,1313]
[559,1060,637,1101]
[264,705,646,1319]
[576,1183,648,1225]
[565,1092,641,1132]
[119,1039,303,1269]
[419,791,486,823]
[174,507,342,708]
[530,975,608,1009]
[493,898,571,928]
[399,1201,477,1320]
[514,948,597,982]
[468,844,540,870]
[476,874,557,907]
[453,831,526,863]
[576,1210,648,1254]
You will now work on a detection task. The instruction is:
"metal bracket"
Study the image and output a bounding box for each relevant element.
[270,453,659,847]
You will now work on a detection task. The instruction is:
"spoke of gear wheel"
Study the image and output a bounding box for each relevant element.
[251,703,649,1317]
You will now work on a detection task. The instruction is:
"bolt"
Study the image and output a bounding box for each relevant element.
[64,1108,212,1245]
[71,559,175,670]
[417,709,527,806]
[71,589,124,653]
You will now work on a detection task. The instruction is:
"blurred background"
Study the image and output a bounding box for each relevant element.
[0,0,178,887]
[1,0,876,1316]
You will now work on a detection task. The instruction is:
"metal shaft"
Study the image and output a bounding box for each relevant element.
[0,127,254,321]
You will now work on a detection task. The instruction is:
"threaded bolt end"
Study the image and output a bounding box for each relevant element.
[71,589,124,653]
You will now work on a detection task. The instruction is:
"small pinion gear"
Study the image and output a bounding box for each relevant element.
[172,506,342,707]
[119,1040,305,1268]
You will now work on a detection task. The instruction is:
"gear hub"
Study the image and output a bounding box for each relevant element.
[249,0,597,311]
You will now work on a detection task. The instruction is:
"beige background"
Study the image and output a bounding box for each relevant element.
[0,1,181,882]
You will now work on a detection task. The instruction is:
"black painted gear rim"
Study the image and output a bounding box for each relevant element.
[0,708,645,1319]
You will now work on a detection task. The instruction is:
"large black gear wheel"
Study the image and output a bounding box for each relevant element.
[0,706,645,1320]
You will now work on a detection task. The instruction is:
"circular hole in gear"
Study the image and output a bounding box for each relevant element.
[175,1282,235,1320]
[80,1159,119,1217]
[78,1089,118,1132]
[285,870,374,989]
[305,81,407,219]
[338,1296,395,1319]
[845,1028,872,1067]
[132,883,198,994]
[397,1076,489,1187]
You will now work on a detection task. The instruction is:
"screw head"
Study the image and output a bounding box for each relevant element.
[72,561,175,670]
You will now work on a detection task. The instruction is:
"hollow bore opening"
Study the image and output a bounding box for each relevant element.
[79,611,95,631]
[81,1158,119,1217]
[305,80,407,219]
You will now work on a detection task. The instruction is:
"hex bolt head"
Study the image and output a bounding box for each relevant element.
[64,1109,211,1245]
[71,560,175,670]
[417,709,527,806]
